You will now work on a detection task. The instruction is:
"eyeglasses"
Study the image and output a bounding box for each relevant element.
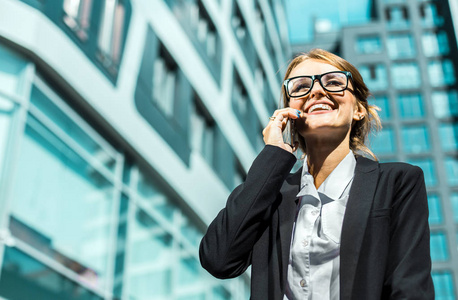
[283,71,353,98]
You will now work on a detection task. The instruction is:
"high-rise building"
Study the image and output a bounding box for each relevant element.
[0,0,290,299]
[293,0,458,298]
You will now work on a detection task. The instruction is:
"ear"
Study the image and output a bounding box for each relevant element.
[353,101,366,122]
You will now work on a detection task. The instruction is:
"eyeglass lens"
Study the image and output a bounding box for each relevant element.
[288,72,348,97]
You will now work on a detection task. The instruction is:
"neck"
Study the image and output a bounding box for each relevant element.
[305,136,351,189]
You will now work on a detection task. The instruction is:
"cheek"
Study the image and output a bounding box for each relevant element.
[289,99,305,110]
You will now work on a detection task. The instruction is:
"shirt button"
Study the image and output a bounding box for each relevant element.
[302,240,309,247]
[300,279,307,287]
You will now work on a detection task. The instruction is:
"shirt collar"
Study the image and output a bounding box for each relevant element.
[301,151,356,200]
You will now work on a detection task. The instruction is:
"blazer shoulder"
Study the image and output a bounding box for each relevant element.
[379,161,423,176]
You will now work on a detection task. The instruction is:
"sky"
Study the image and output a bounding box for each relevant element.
[285,0,372,44]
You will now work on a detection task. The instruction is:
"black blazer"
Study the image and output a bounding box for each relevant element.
[200,146,434,300]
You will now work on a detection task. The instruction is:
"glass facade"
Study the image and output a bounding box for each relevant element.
[0,0,292,297]
[391,62,421,89]
[360,64,389,91]
[356,36,383,54]
[387,33,416,58]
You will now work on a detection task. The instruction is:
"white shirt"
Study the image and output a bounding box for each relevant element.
[285,151,356,300]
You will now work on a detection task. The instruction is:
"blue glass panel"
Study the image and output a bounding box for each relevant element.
[10,116,114,290]
[432,90,458,118]
[370,127,396,155]
[391,63,421,89]
[451,194,458,223]
[427,194,443,224]
[386,6,410,29]
[0,247,103,300]
[360,64,388,91]
[408,159,437,187]
[387,34,415,59]
[438,123,458,152]
[445,157,458,186]
[372,95,390,120]
[430,232,449,261]
[432,272,456,300]
[422,31,449,57]
[421,3,444,27]
[401,126,430,153]
[428,60,456,87]
[398,94,424,118]
[356,36,382,54]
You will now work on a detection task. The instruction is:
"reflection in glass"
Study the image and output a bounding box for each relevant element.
[430,232,449,261]
[432,272,456,299]
[408,159,437,187]
[422,31,449,57]
[387,34,415,58]
[427,194,442,225]
[360,64,388,91]
[371,95,390,120]
[391,63,421,89]
[444,157,458,186]
[126,207,173,299]
[0,247,103,300]
[432,91,458,118]
[428,60,456,87]
[398,94,423,118]
[356,36,382,54]
[451,194,458,223]
[438,123,458,152]
[10,116,115,290]
[371,127,396,155]
[402,126,430,153]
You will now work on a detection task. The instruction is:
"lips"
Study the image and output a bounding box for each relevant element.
[305,100,336,114]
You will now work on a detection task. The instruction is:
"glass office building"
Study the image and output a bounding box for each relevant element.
[0,0,290,299]
[339,0,458,298]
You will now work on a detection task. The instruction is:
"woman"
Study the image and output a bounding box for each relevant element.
[199,49,434,299]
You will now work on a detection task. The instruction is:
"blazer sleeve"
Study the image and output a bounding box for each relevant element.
[384,165,434,299]
[199,145,297,279]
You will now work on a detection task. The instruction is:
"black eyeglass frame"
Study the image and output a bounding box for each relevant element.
[283,71,353,98]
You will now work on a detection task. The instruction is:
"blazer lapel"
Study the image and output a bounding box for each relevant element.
[340,156,379,300]
[278,168,302,287]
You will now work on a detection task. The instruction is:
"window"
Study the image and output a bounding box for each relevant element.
[385,6,410,29]
[63,0,93,41]
[430,232,449,261]
[153,47,178,118]
[420,2,444,27]
[427,194,442,224]
[370,127,396,155]
[372,95,390,120]
[135,28,192,165]
[432,90,458,118]
[190,94,216,166]
[401,126,430,153]
[444,157,458,186]
[10,82,119,291]
[438,123,458,152]
[408,159,436,187]
[97,0,127,76]
[356,36,382,54]
[360,64,388,91]
[422,31,449,57]
[432,272,456,300]
[232,1,257,72]
[387,34,415,59]
[428,60,456,87]
[398,94,424,118]
[391,63,421,89]
[451,194,458,223]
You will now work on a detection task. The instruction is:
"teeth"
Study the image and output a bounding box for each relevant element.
[309,104,332,113]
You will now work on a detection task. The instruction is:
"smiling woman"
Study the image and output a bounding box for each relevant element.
[199,49,434,300]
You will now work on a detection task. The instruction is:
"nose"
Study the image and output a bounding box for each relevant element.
[309,78,326,98]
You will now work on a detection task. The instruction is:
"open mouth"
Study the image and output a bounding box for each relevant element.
[308,103,334,114]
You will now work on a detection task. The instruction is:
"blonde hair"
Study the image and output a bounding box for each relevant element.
[281,49,382,160]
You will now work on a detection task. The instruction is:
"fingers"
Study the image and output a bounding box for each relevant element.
[269,108,301,123]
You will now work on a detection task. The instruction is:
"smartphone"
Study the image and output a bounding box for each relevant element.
[278,98,296,148]
[282,119,296,148]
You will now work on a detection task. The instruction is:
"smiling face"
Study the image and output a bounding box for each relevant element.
[287,59,364,143]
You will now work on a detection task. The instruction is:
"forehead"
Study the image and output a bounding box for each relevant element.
[289,59,341,78]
